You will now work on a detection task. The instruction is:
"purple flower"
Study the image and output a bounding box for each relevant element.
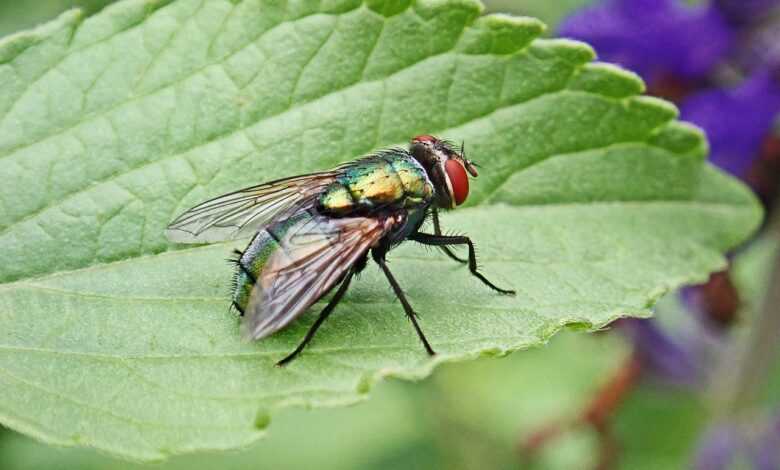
[694,413,780,470]
[715,0,780,25]
[736,15,780,75]
[752,412,780,470]
[694,424,741,470]
[681,71,780,178]
[619,318,702,387]
[558,0,734,82]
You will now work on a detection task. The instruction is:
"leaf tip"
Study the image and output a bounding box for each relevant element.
[568,62,646,98]
[413,0,483,20]
[366,0,413,16]
[458,13,546,55]
[565,320,594,332]
[633,94,679,118]
[355,374,373,394]
[531,37,596,66]
[478,346,510,359]
[649,121,709,159]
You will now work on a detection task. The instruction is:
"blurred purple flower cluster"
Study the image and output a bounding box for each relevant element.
[682,71,780,177]
[561,0,780,180]
[560,0,734,82]
[556,0,780,467]
[694,413,780,470]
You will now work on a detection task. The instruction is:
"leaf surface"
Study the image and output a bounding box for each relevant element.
[0,0,761,460]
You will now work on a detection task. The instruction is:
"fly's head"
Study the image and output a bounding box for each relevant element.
[409,134,478,209]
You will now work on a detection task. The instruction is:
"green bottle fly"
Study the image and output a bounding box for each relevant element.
[167,136,514,366]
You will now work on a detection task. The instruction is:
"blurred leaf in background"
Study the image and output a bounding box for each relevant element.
[0,0,595,38]
[0,0,114,37]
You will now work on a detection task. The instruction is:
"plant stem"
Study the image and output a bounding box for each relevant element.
[711,212,780,415]
[519,353,642,470]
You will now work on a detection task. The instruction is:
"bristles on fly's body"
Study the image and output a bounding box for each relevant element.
[226,249,243,267]
[226,248,245,316]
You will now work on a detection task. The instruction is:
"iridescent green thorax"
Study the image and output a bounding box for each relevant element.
[318,152,434,216]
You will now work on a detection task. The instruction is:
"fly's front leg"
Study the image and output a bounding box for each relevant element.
[431,207,467,264]
[410,232,516,295]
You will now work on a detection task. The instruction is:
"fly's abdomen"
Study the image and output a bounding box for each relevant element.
[231,214,305,314]
[231,235,270,315]
[319,154,433,215]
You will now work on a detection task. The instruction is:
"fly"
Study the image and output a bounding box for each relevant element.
[166,135,515,366]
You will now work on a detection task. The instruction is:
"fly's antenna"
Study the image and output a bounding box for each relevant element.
[459,140,481,175]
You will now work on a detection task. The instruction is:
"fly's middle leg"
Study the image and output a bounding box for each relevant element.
[276,269,356,367]
[372,250,436,356]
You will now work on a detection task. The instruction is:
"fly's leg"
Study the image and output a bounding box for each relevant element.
[410,232,516,296]
[431,207,467,264]
[276,269,355,367]
[373,253,436,356]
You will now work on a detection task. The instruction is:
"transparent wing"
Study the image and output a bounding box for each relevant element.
[165,172,338,243]
[242,213,397,340]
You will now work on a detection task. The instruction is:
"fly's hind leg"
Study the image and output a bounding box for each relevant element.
[410,232,516,296]
[373,250,436,356]
[276,268,356,367]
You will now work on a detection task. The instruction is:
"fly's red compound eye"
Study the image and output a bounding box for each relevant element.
[445,159,469,205]
[412,134,438,144]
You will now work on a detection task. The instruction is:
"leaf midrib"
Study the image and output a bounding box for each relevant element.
[0,197,754,290]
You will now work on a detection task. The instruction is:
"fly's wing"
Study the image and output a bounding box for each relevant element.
[242,213,397,340]
[165,172,338,243]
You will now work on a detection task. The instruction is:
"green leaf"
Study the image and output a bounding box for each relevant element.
[0,0,761,460]
[0,332,626,470]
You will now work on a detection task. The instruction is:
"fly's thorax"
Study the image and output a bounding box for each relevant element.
[318,185,355,215]
[390,156,434,206]
[318,154,433,215]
